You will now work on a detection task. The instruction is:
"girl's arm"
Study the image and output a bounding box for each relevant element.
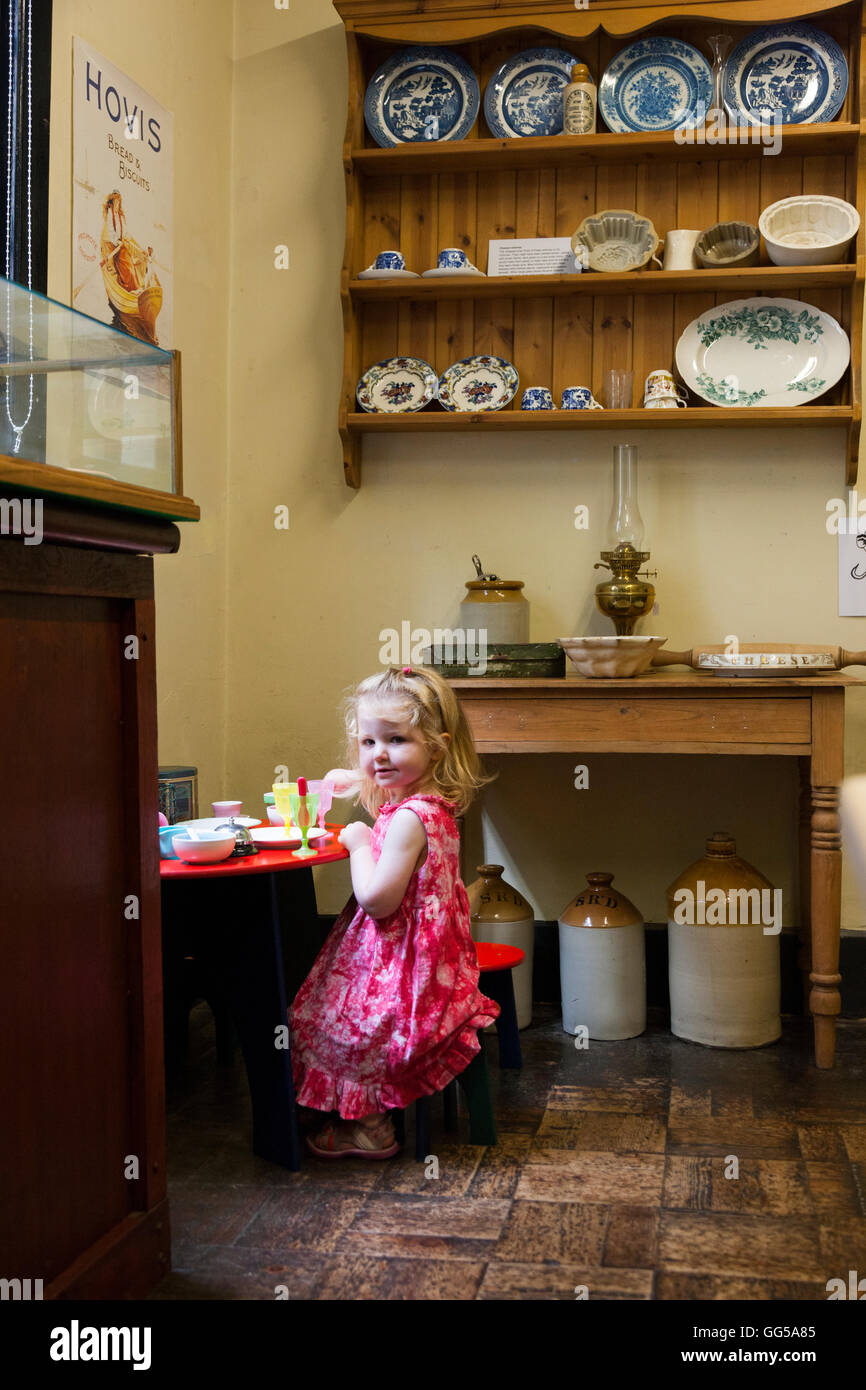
[325,767,363,798]
[340,808,426,919]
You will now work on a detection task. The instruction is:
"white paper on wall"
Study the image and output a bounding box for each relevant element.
[838,525,866,615]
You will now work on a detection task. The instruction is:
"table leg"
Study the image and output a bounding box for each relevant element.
[224,875,302,1169]
[810,785,843,1069]
[798,758,812,1015]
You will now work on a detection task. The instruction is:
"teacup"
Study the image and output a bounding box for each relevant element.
[562,386,603,410]
[644,369,682,399]
[373,250,405,271]
[521,387,554,410]
[213,800,242,818]
[438,247,470,270]
[644,393,687,409]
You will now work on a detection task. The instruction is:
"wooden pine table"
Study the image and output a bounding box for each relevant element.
[450,670,864,1069]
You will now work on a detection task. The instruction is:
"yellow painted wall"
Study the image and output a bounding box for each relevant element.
[50,0,866,931]
[226,0,866,931]
[48,0,235,800]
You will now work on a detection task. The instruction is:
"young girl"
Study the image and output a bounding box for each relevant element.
[289,665,500,1159]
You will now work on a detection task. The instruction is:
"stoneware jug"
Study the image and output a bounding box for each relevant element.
[467,864,534,1030]
[558,872,645,1039]
[666,832,781,1047]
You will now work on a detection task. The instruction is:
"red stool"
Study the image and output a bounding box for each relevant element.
[476,941,524,1070]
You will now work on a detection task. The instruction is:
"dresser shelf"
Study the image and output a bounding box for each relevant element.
[336,0,865,488]
[349,264,858,302]
[348,405,853,433]
[349,123,860,177]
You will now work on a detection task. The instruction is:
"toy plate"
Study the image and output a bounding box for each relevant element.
[250,826,329,848]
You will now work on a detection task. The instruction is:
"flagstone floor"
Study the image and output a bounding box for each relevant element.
[150,1002,866,1301]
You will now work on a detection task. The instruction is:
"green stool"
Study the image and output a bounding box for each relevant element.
[392,1045,496,1160]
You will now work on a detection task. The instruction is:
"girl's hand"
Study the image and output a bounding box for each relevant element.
[339,821,372,853]
[326,767,361,798]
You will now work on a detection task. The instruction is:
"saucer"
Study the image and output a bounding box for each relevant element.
[357,268,420,279]
[422,266,486,277]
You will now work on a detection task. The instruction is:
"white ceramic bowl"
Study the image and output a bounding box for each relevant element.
[558,635,667,678]
[759,196,860,266]
[171,830,236,864]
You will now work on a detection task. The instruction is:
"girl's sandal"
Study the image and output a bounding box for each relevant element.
[306,1117,399,1161]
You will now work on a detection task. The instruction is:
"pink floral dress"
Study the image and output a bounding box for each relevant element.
[289,793,500,1120]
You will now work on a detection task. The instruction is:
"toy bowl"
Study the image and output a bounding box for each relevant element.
[695,221,760,268]
[571,209,660,272]
[171,829,236,864]
[759,196,859,266]
[558,635,667,678]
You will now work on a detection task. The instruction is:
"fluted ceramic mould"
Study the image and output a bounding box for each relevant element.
[571,209,660,272]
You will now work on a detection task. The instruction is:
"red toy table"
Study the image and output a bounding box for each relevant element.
[160,823,349,1170]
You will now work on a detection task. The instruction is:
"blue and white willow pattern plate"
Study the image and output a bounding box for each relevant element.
[675,298,850,408]
[484,48,579,138]
[599,37,713,133]
[722,23,848,127]
[437,356,519,412]
[356,357,438,413]
[364,47,480,147]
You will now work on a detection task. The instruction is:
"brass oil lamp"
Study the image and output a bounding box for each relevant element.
[594,444,657,636]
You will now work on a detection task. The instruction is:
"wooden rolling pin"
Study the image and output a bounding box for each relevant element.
[652,643,866,670]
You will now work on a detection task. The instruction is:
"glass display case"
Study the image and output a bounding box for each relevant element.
[0,277,198,521]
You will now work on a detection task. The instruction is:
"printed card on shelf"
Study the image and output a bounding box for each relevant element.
[487,238,578,277]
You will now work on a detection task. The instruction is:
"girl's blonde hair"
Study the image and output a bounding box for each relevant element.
[343,666,494,817]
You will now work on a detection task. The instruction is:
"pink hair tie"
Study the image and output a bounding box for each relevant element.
[403,666,413,675]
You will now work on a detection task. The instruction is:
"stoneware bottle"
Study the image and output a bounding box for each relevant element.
[563,63,597,135]
[666,832,781,1047]
[558,873,645,1039]
[467,864,534,1029]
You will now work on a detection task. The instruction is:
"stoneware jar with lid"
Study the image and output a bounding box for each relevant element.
[558,872,645,1039]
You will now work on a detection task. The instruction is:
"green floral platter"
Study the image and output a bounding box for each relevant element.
[675,297,850,408]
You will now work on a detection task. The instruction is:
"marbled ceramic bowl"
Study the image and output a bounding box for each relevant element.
[558,635,667,677]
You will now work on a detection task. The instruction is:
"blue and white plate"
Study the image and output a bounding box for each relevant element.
[438,356,519,412]
[675,297,850,408]
[599,37,713,133]
[722,23,848,127]
[364,47,479,147]
[484,48,579,138]
[356,357,438,413]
